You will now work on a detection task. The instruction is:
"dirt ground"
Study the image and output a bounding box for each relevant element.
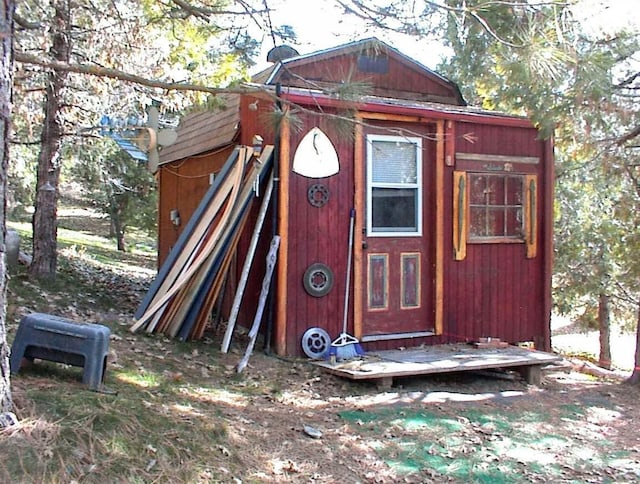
[108,318,640,483]
[8,203,640,482]
[210,352,640,482]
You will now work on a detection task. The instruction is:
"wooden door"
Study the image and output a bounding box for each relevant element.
[357,129,435,341]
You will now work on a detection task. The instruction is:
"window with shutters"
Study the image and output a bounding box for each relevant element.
[366,135,422,236]
[468,173,524,241]
[453,169,538,260]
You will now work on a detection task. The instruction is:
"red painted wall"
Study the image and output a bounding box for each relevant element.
[440,121,550,349]
[157,148,233,266]
[283,53,458,102]
[220,96,552,355]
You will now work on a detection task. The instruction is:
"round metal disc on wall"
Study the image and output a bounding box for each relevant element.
[307,183,330,208]
[303,262,334,297]
[301,327,331,359]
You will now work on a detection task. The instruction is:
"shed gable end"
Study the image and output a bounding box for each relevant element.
[268,39,465,105]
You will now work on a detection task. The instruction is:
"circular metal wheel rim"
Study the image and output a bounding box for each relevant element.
[301,327,331,359]
[303,262,334,297]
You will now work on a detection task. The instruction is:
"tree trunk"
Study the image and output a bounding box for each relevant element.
[109,200,126,252]
[626,299,640,384]
[598,293,612,370]
[29,0,70,279]
[0,0,15,418]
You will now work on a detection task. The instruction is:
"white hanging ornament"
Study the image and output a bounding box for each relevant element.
[292,127,339,178]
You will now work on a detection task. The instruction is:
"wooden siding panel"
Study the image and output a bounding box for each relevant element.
[157,148,233,266]
[353,121,550,354]
[455,123,543,159]
[282,112,355,354]
[280,53,461,104]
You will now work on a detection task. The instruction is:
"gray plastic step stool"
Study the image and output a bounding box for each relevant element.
[10,313,111,391]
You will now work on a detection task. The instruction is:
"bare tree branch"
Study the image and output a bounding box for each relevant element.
[618,125,640,145]
[14,13,42,30]
[616,71,640,89]
[169,0,267,19]
[337,0,570,48]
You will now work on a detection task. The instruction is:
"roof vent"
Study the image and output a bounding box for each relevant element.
[267,45,300,63]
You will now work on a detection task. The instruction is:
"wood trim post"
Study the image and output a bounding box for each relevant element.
[445,120,455,166]
[435,120,445,335]
[353,116,364,339]
[275,114,290,355]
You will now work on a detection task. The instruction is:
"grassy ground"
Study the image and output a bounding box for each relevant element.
[2,204,640,482]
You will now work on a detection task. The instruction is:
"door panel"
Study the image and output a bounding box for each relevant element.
[359,125,435,340]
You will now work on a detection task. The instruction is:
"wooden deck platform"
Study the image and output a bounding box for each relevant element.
[315,344,562,388]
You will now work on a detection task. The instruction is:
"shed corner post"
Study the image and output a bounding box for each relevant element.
[275,107,291,356]
[353,114,364,339]
[541,134,555,352]
[435,120,445,336]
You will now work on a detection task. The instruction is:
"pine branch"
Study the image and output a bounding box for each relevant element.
[14,51,260,96]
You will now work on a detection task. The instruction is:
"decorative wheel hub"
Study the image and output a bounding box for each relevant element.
[301,327,331,359]
[307,183,330,208]
[303,263,334,297]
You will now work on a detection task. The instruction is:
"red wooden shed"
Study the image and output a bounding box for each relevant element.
[155,38,554,357]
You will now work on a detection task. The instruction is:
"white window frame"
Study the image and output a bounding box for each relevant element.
[366,134,423,237]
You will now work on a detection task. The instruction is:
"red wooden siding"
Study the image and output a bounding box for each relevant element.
[441,121,550,350]
[157,148,233,266]
[233,101,551,355]
[280,53,459,104]
[454,122,544,159]
[281,113,355,355]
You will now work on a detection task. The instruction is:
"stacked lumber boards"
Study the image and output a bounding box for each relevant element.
[131,145,274,340]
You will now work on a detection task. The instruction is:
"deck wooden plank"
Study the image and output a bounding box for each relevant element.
[314,344,561,383]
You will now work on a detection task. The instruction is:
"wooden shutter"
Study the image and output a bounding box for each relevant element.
[453,171,467,261]
[524,174,538,258]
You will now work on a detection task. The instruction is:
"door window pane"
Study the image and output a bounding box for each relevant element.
[367,135,422,235]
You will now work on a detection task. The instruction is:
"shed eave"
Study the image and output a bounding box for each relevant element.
[279,90,534,128]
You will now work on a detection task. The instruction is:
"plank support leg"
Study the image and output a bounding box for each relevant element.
[375,376,393,390]
[517,365,541,385]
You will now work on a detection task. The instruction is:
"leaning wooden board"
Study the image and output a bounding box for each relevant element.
[140,152,246,333]
[176,151,274,339]
[133,147,243,322]
[132,149,246,332]
[132,146,275,340]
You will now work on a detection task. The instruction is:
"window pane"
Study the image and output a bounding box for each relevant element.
[487,176,504,206]
[371,140,417,184]
[468,172,525,240]
[372,187,417,231]
[506,176,524,205]
[505,207,523,236]
[487,208,506,235]
[470,207,487,237]
[469,174,487,204]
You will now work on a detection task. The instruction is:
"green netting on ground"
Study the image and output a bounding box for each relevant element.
[338,404,633,482]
